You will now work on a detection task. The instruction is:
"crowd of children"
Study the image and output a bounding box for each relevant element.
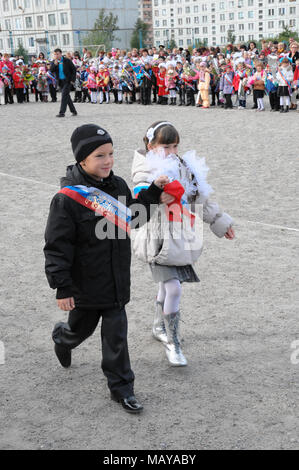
[1,40,299,112]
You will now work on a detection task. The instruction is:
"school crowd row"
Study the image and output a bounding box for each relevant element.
[1,41,299,112]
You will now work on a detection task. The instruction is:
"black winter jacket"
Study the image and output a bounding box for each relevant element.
[44,164,162,310]
[50,56,76,84]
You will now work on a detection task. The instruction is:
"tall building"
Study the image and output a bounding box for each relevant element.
[0,0,139,56]
[138,0,153,47]
[152,0,299,49]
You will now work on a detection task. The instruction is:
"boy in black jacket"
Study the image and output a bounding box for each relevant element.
[44,124,169,414]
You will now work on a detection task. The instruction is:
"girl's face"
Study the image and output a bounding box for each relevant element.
[257,65,262,72]
[81,143,114,180]
[148,142,179,157]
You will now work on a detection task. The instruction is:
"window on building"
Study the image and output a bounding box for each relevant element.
[48,14,56,26]
[37,15,44,27]
[25,17,33,28]
[50,35,57,46]
[60,12,68,25]
[3,0,9,12]
[15,18,22,30]
[28,37,34,47]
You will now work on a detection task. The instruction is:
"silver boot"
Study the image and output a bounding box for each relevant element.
[164,311,187,366]
[152,302,168,344]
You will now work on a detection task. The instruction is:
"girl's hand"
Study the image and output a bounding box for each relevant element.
[57,297,75,311]
[224,227,235,240]
[154,175,170,189]
[160,193,175,205]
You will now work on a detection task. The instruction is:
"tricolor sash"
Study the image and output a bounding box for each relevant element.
[278,69,292,94]
[59,185,132,234]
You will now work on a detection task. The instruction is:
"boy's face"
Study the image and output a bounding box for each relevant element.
[81,143,114,180]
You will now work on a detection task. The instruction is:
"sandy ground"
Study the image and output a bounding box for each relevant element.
[0,95,298,450]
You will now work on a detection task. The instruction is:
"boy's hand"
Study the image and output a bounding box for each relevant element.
[154,175,170,189]
[57,297,75,311]
[224,227,235,240]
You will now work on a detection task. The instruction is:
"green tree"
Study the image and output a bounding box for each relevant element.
[130,18,149,49]
[83,9,119,52]
[168,39,177,50]
[227,30,236,45]
[14,44,29,64]
[276,25,299,43]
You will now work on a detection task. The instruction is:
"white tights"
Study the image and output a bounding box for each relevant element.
[280,96,290,107]
[90,91,97,103]
[257,98,264,110]
[157,280,182,315]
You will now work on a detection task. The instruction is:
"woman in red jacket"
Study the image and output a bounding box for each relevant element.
[13,65,25,103]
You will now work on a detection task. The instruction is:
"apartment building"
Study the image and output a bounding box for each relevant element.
[0,0,139,56]
[152,0,298,48]
[138,0,154,47]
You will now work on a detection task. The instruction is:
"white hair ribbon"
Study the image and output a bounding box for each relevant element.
[146,122,173,143]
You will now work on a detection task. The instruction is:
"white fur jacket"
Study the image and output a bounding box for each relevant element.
[131,149,233,266]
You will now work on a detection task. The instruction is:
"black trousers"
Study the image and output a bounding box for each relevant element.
[211,87,219,105]
[24,87,29,102]
[82,88,91,102]
[5,87,14,104]
[186,87,195,105]
[59,80,76,115]
[35,88,43,102]
[49,84,57,102]
[179,87,186,104]
[141,86,151,104]
[224,93,233,108]
[52,307,135,398]
[16,88,24,103]
[74,90,82,101]
[269,90,280,110]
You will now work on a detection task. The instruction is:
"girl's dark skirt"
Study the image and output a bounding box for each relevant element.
[150,264,200,283]
[277,85,290,97]
[253,89,265,98]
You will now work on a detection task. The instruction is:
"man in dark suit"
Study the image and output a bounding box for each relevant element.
[50,48,77,117]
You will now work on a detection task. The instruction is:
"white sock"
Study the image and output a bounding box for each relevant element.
[118,91,123,102]
[105,91,109,102]
[99,91,103,103]
[285,96,290,107]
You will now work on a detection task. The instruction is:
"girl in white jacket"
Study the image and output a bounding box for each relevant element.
[131,121,235,366]
[276,58,294,113]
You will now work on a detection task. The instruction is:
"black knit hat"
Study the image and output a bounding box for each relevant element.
[71,124,113,162]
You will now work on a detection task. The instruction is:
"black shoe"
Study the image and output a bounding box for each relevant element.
[280,106,284,113]
[285,106,289,113]
[72,112,78,116]
[252,105,257,109]
[54,344,71,368]
[56,113,65,117]
[111,394,143,414]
